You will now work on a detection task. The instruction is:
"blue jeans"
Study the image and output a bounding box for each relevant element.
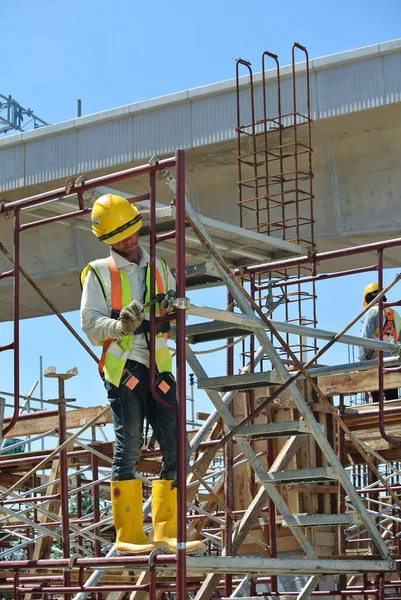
[106,360,178,481]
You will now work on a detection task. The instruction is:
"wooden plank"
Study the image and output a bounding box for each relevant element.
[318,369,401,396]
[32,458,61,560]
[196,412,210,421]
[0,442,160,475]
[346,447,401,465]
[309,403,339,415]
[287,484,338,495]
[317,407,332,515]
[345,415,401,431]
[232,393,254,513]
[345,438,401,461]
[2,405,112,438]
[129,572,149,600]
[314,532,336,547]
[295,379,317,516]
[345,420,401,437]
[342,400,401,430]
[196,493,215,502]
[0,472,31,488]
[344,399,401,414]
[33,439,75,562]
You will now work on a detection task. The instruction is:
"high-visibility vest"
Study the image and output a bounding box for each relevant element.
[373,306,401,343]
[81,255,173,387]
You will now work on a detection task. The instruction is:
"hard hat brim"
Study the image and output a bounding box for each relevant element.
[94,215,142,245]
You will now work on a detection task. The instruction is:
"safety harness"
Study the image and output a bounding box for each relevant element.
[81,255,173,386]
[373,306,400,343]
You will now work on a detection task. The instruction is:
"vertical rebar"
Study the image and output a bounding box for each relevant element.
[262,51,283,237]
[236,59,257,230]
[236,44,317,366]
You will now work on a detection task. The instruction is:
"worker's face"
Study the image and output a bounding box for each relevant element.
[111,232,139,263]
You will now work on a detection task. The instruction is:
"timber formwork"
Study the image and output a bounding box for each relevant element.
[1,51,401,600]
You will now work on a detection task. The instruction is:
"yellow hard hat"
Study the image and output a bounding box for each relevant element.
[363,282,378,306]
[91,194,142,244]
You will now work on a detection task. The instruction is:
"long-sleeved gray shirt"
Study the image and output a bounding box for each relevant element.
[358,307,401,361]
[80,246,175,367]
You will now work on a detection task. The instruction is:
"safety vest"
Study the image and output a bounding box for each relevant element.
[373,306,401,343]
[81,256,173,387]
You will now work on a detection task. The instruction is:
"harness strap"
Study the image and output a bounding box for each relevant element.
[134,320,170,335]
[154,265,168,341]
[98,256,122,379]
[105,256,122,311]
[386,308,394,322]
[384,308,399,342]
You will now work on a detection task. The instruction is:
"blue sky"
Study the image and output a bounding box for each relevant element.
[1,0,401,420]
[2,0,401,125]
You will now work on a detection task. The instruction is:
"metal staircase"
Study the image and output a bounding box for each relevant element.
[161,178,396,600]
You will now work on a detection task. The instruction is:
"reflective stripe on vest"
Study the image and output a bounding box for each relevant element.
[81,257,131,386]
[373,307,400,343]
[144,258,172,374]
[81,256,172,385]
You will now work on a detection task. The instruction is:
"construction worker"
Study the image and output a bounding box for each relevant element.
[359,282,401,401]
[80,193,204,555]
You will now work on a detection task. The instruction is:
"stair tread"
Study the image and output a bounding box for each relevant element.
[237,421,310,439]
[185,321,252,344]
[277,513,361,527]
[258,467,338,484]
[197,371,281,392]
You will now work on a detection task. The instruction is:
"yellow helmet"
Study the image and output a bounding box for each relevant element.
[91,194,142,245]
[363,282,378,306]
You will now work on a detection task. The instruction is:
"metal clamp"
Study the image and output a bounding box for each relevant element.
[148,548,164,568]
[149,155,172,181]
[68,553,81,569]
[160,290,177,314]
[0,199,13,220]
[264,280,287,317]
[173,297,190,310]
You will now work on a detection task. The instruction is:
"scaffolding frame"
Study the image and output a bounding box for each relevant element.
[1,155,401,598]
[1,48,401,600]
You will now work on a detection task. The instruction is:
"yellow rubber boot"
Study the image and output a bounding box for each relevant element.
[152,480,205,555]
[111,480,167,554]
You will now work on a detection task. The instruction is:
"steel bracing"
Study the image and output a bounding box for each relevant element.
[0,93,48,135]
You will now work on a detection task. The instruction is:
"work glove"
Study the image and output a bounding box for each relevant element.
[118,300,145,335]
